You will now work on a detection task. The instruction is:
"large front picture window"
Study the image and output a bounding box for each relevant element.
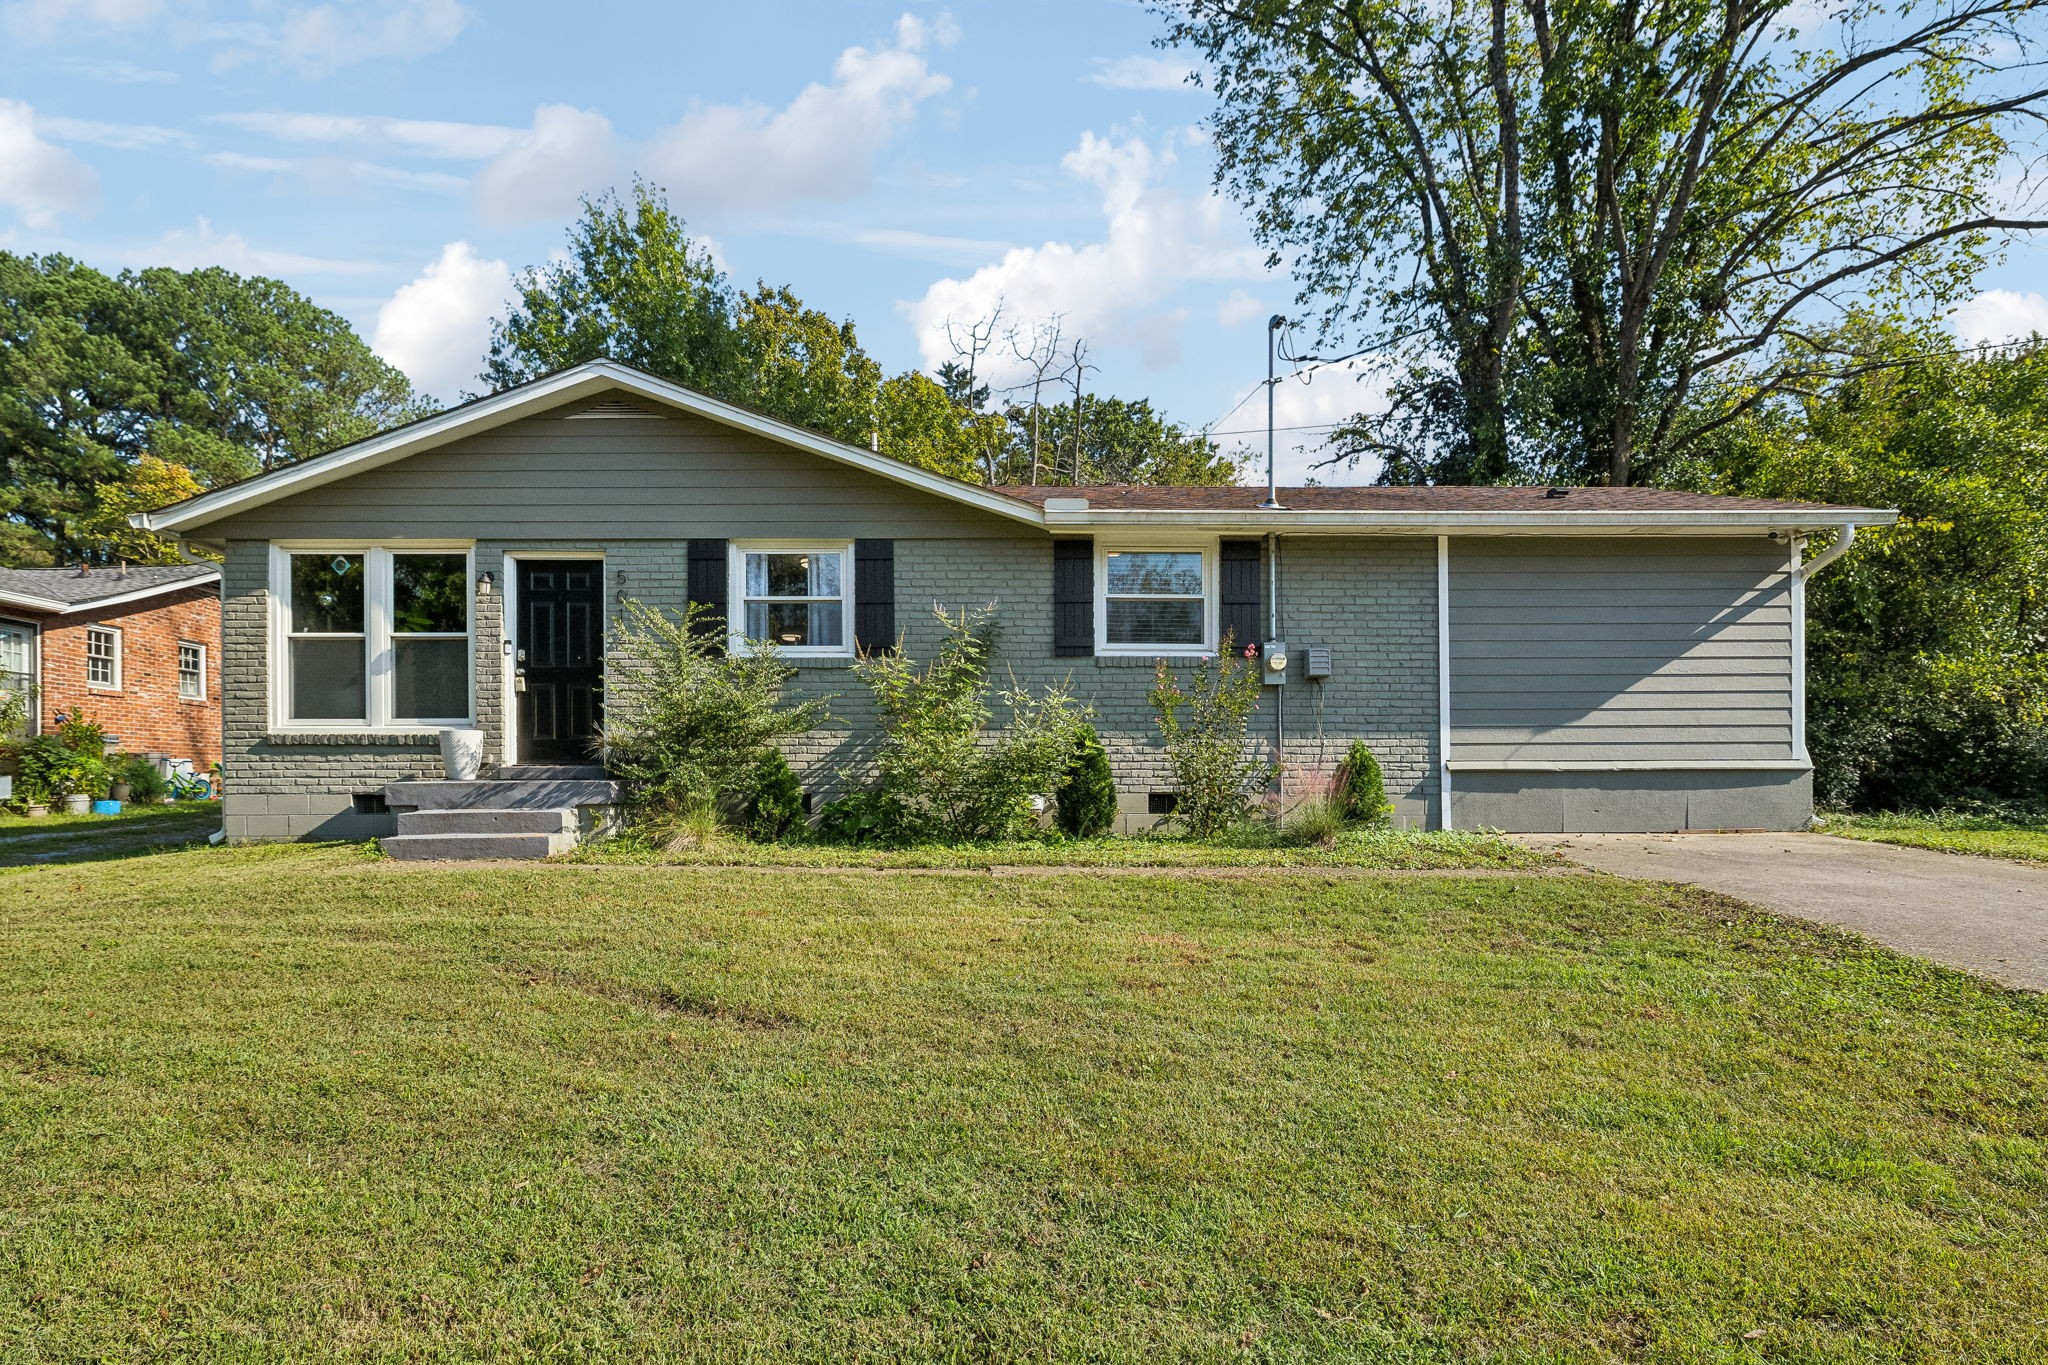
[1100,547,1212,651]
[732,544,850,656]
[277,546,472,727]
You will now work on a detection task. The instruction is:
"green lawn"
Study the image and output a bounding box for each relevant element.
[3,845,2044,1361]
[0,801,221,867]
[1825,811,2048,868]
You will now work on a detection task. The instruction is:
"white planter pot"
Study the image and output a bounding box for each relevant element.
[60,794,92,815]
[438,728,485,781]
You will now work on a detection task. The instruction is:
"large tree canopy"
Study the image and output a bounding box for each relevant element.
[1,253,423,565]
[1694,327,2048,810]
[1168,0,2048,485]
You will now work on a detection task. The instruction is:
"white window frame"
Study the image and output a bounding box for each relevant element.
[268,542,476,732]
[85,624,122,690]
[727,541,855,659]
[0,616,38,732]
[178,640,207,702]
[1095,539,1218,656]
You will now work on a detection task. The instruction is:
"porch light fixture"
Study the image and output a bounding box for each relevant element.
[477,571,496,595]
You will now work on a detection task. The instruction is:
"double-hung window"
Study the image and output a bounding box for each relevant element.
[1098,545,1214,653]
[730,543,851,657]
[1,618,35,700]
[276,545,473,728]
[85,625,121,689]
[178,641,207,701]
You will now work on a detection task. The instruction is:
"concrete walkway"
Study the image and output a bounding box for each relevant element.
[1521,832,2048,993]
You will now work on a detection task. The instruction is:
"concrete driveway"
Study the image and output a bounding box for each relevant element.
[1521,832,2048,993]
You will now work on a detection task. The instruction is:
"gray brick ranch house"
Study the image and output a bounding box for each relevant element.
[131,359,1895,844]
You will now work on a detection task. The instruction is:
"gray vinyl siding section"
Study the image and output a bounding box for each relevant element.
[1449,537,1798,764]
[195,407,1028,542]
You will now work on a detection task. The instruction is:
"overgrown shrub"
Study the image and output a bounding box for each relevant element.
[1056,726,1119,838]
[1336,740,1393,825]
[600,599,828,822]
[813,791,892,845]
[744,748,806,841]
[119,755,171,804]
[851,606,1087,842]
[1147,638,1275,838]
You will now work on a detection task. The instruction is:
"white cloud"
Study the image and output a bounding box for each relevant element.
[205,148,467,195]
[212,112,521,160]
[371,241,513,402]
[1218,289,1262,327]
[144,217,386,275]
[906,129,1265,388]
[1951,289,2048,345]
[2,0,158,40]
[0,99,100,227]
[1088,53,1202,91]
[1215,364,1391,487]
[470,104,618,223]
[212,0,475,76]
[38,114,192,150]
[472,13,951,224]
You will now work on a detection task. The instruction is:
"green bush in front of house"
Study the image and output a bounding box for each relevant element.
[1336,740,1393,826]
[1055,726,1119,839]
[744,748,806,842]
[843,606,1088,843]
[600,599,828,830]
[1147,636,1276,839]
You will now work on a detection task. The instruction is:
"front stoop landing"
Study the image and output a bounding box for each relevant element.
[378,773,623,861]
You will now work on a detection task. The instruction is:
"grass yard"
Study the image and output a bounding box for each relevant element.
[2,845,2044,1361]
[1825,811,2048,868]
[0,801,221,867]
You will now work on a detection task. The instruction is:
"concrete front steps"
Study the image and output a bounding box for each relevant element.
[378,773,623,861]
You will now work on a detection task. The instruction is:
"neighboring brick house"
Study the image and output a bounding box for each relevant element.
[0,564,222,769]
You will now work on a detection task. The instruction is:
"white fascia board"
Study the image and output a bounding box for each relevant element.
[136,361,1046,534]
[1041,508,1898,535]
[0,575,220,616]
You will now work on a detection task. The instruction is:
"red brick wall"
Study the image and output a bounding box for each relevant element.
[34,584,222,768]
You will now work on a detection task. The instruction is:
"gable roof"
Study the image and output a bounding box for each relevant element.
[0,563,219,615]
[134,359,1046,536]
[130,358,1894,538]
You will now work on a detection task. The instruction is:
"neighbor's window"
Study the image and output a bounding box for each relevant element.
[278,547,472,727]
[1100,548,1211,651]
[733,544,850,655]
[86,625,122,689]
[178,641,206,701]
[0,619,33,698]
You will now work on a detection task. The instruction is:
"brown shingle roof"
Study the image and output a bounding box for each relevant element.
[990,484,1865,515]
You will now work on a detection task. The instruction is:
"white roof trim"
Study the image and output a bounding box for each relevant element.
[0,571,220,616]
[1040,509,1896,534]
[133,361,1046,534]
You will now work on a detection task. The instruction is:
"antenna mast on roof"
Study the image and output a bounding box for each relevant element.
[1261,316,1287,510]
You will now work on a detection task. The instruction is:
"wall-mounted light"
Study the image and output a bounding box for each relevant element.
[477,571,496,595]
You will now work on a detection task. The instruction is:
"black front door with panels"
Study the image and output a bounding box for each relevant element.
[514,560,602,765]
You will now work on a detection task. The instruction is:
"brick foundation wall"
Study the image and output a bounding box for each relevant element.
[34,582,221,769]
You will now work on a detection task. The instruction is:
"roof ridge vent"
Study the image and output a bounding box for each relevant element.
[1544,486,1571,499]
[567,397,659,420]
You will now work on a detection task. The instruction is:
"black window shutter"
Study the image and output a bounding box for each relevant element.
[1219,538,1262,653]
[686,539,728,650]
[853,539,896,655]
[1052,538,1094,657]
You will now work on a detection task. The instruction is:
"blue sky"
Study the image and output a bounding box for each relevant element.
[3,0,2046,485]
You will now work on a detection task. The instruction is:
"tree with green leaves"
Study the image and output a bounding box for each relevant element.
[1694,325,2048,810]
[2,252,423,565]
[1167,0,2048,486]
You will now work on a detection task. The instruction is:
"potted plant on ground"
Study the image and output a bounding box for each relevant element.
[54,752,108,815]
[13,773,50,818]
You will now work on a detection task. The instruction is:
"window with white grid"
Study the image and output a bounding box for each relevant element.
[86,626,120,689]
[178,641,206,700]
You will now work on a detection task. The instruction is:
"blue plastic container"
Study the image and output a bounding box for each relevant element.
[92,799,122,815]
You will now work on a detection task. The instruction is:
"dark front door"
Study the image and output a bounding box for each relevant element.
[516,559,603,765]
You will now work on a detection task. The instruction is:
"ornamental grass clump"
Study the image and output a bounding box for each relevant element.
[600,599,828,831]
[1147,637,1276,839]
[849,606,1087,842]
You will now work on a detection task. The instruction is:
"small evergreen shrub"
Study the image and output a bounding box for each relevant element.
[744,748,805,842]
[1055,726,1119,838]
[851,606,1087,841]
[601,599,829,824]
[1147,636,1276,839]
[1337,740,1393,825]
[118,754,171,804]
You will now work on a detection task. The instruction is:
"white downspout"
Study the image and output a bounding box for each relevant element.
[1437,535,1452,831]
[1788,523,1856,770]
[1796,523,1856,581]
